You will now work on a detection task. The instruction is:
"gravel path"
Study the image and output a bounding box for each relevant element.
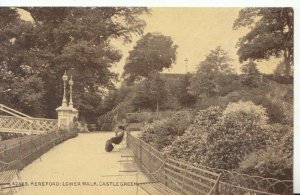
[9,132,149,195]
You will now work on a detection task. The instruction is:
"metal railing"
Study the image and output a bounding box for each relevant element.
[0,104,58,134]
[0,115,58,134]
[194,163,293,195]
[127,133,221,195]
[0,130,78,172]
[127,133,293,195]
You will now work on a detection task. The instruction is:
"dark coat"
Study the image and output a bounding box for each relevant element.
[110,131,124,144]
[105,139,114,152]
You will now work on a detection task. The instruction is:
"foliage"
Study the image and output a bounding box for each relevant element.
[122,32,178,83]
[0,64,46,116]
[245,94,285,124]
[238,124,292,180]
[233,8,294,77]
[76,92,103,123]
[166,102,269,170]
[222,101,268,129]
[164,106,223,165]
[203,101,268,169]
[189,46,235,97]
[263,73,293,84]
[274,61,293,78]
[0,7,148,119]
[139,112,193,150]
[240,61,260,87]
[238,147,292,180]
[131,75,167,112]
[175,74,197,108]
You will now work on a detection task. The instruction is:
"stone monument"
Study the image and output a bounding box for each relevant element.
[56,71,78,130]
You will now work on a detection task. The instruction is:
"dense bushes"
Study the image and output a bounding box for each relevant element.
[164,101,292,179]
[205,101,268,169]
[164,106,222,165]
[238,124,292,180]
[139,111,193,150]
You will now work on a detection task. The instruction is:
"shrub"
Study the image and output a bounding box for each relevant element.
[222,101,268,130]
[139,112,193,150]
[165,106,223,166]
[238,147,292,180]
[164,129,208,165]
[203,101,269,169]
[167,102,270,170]
[190,106,223,133]
[245,95,285,124]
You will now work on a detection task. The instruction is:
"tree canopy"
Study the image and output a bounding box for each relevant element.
[240,61,260,87]
[233,8,293,77]
[122,32,177,83]
[0,7,149,119]
[189,46,234,97]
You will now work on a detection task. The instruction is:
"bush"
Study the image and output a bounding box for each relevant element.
[203,101,268,169]
[244,95,285,124]
[139,112,193,150]
[222,101,268,130]
[196,96,229,110]
[166,102,270,170]
[238,146,292,180]
[146,100,292,181]
[164,129,208,165]
[190,106,223,133]
[165,106,223,166]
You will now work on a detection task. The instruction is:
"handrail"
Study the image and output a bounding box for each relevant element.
[0,104,33,119]
[208,174,221,195]
[0,130,78,174]
[127,132,293,195]
[0,109,32,122]
[0,115,58,133]
[127,133,221,194]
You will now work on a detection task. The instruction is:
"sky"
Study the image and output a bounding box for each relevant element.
[110,8,279,77]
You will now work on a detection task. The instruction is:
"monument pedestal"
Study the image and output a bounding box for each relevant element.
[56,105,78,130]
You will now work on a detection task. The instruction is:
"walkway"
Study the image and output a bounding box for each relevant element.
[10,132,149,195]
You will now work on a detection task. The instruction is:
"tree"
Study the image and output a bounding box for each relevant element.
[122,32,177,83]
[240,61,260,87]
[0,8,149,119]
[233,8,294,77]
[274,61,294,83]
[176,74,196,108]
[0,8,46,116]
[131,76,167,111]
[189,46,234,97]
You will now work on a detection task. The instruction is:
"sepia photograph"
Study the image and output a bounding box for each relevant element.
[0,3,296,195]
